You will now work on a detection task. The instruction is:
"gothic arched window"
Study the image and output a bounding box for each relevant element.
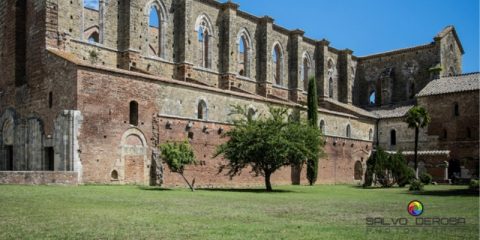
[273,44,283,86]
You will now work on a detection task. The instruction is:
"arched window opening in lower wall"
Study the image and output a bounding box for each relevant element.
[129,101,139,126]
[329,78,334,98]
[346,124,351,138]
[354,161,363,180]
[320,120,325,134]
[197,100,207,120]
[390,129,397,146]
[111,170,119,181]
[453,103,460,117]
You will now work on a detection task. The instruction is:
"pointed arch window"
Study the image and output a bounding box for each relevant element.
[88,32,99,43]
[83,0,103,44]
[196,15,214,69]
[346,124,351,138]
[273,44,283,86]
[198,27,209,68]
[237,32,251,77]
[148,6,161,57]
[302,54,312,91]
[320,120,325,134]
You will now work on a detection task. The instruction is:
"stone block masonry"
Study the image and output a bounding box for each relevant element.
[0,0,474,186]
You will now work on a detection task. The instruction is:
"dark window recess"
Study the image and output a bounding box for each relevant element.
[129,101,138,126]
[111,170,118,180]
[6,145,13,171]
[15,0,27,87]
[454,103,459,116]
[48,92,53,108]
[45,147,54,171]
[390,130,397,146]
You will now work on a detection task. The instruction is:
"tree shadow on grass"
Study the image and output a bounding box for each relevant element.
[404,188,478,197]
[349,185,397,190]
[137,186,172,191]
[197,188,294,193]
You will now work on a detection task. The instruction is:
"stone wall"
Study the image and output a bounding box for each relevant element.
[418,91,479,178]
[0,171,78,185]
[377,117,439,152]
[74,63,374,185]
[45,0,368,104]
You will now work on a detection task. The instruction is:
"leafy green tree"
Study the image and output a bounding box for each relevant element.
[159,141,197,191]
[405,106,431,179]
[363,149,413,188]
[306,76,319,185]
[215,106,323,191]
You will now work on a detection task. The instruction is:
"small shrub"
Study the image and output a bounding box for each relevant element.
[160,141,197,191]
[419,173,433,185]
[409,180,424,191]
[469,179,479,192]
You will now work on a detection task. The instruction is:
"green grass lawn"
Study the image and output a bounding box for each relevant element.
[0,184,478,240]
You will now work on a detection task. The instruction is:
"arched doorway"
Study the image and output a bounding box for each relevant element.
[120,129,149,184]
[354,161,363,180]
[1,111,15,171]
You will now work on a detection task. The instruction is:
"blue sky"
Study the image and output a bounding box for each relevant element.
[84,0,99,10]
[220,0,479,73]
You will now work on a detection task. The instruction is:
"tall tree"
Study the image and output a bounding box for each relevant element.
[159,141,197,191]
[215,106,323,191]
[306,76,319,185]
[405,106,431,179]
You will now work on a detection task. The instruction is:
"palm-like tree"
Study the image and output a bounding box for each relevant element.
[405,106,431,178]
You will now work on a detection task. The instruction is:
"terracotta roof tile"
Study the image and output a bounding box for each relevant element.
[416,72,480,97]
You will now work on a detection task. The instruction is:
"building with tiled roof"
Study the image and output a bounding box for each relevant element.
[0,1,477,186]
[417,72,480,97]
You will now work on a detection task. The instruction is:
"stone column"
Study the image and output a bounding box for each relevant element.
[174,0,194,81]
[443,161,449,181]
[256,16,274,97]
[338,49,354,104]
[288,29,305,103]
[315,39,330,100]
[117,0,141,70]
[219,1,239,90]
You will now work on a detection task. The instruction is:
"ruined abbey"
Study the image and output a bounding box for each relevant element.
[0,0,478,186]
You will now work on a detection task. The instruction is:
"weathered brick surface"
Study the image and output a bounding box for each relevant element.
[0,0,475,186]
